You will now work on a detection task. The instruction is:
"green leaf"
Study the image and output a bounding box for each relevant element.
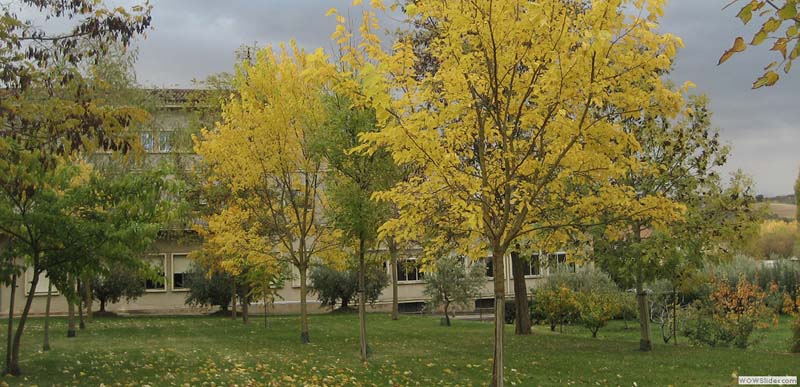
[752,70,779,88]
[719,37,747,65]
[788,24,799,38]
[763,17,782,33]
[751,30,768,45]
[778,2,797,20]
[737,3,754,24]
[791,39,800,60]
[736,3,753,24]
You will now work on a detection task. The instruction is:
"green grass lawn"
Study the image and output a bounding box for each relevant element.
[0,313,796,386]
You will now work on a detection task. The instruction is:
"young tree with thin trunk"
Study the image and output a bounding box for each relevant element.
[387,237,400,320]
[90,266,146,313]
[42,282,53,351]
[0,0,151,375]
[423,255,485,326]
[194,41,338,344]
[313,94,400,361]
[328,1,685,384]
[593,96,761,352]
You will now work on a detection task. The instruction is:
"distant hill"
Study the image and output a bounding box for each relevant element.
[754,194,796,220]
[762,194,796,205]
[757,202,797,220]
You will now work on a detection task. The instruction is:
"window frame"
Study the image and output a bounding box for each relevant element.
[144,253,168,293]
[170,253,191,292]
[158,131,172,153]
[397,258,424,283]
[521,253,542,278]
[140,132,155,152]
[23,269,58,296]
[484,256,494,280]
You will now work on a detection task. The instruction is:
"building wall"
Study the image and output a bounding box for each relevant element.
[0,238,569,316]
[0,92,574,316]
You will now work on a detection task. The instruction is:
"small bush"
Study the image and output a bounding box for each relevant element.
[697,255,800,316]
[310,264,388,311]
[577,290,621,338]
[184,264,235,312]
[682,275,769,349]
[790,314,800,353]
[532,285,579,332]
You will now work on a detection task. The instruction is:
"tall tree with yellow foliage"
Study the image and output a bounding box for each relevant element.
[194,42,337,343]
[328,1,686,385]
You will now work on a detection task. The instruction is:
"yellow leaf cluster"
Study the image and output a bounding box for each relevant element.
[193,41,343,278]
[329,0,686,260]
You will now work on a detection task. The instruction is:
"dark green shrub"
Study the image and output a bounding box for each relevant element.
[682,302,730,347]
[504,300,516,325]
[184,264,235,312]
[91,267,146,312]
[309,264,388,311]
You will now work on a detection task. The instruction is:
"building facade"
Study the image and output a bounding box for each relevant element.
[0,90,574,316]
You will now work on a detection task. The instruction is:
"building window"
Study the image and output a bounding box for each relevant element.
[518,253,541,277]
[397,259,423,282]
[145,254,166,291]
[172,254,190,291]
[159,132,172,153]
[24,269,57,296]
[140,132,154,152]
[484,257,494,278]
[549,252,575,273]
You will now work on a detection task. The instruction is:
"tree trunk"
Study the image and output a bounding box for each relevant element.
[67,277,76,338]
[636,286,652,351]
[341,296,350,310]
[242,296,249,324]
[357,236,369,362]
[78,278,85,330]
[672,287,678,345]
[299,266,310,344]
[99,299,106,313]
[85,278,93,323]
[491,247,506,387]
[231,282,237,320]
[43,282,53,351]
[388,237,399,321]
[510,251,531,335]
[8,268,41,375]
[444,301,451,326]
[264,294,269,328]
[5,273,16,374]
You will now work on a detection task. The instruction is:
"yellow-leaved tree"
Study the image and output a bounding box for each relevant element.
[328,1,686,385]
[194,41,338,343]
[193,204,285,324]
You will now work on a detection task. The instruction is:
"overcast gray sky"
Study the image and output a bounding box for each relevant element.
[84,1,800,196]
